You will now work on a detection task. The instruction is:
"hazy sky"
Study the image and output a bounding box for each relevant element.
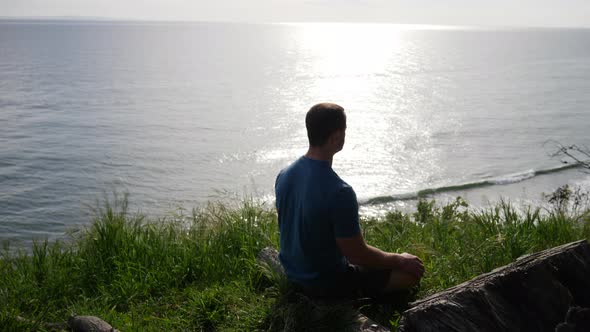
[2,0,590,27]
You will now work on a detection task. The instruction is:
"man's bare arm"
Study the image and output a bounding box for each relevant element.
[336,233,425,279]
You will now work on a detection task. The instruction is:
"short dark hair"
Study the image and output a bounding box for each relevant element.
[305,103,346,147]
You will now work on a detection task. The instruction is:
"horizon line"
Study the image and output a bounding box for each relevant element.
[1,16,589,30]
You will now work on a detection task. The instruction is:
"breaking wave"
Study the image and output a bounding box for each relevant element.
[363,164,580,205]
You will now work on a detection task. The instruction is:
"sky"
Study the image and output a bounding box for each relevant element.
[1,0,590,28]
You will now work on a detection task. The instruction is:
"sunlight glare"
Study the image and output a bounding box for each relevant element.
[295,23,404,80]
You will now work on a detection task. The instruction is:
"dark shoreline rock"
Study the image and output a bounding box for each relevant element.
[68,315,119,332]
[399,240,590,332]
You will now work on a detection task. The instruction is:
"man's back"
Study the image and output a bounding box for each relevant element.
[275,156,360,287]
[274,103,424,297]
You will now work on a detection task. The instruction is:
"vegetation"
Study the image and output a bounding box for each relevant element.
[549,141,590,170]
[1,187,589,331]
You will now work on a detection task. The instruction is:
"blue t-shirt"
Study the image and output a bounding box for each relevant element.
[275,156,360,287]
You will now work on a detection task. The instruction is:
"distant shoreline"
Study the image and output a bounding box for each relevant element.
[1,17,589,30]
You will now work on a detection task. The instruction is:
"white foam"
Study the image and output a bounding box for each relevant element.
[492,170,536,185]
[571,174,590,191]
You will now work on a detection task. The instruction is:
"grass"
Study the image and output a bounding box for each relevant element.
[1,186,589,331]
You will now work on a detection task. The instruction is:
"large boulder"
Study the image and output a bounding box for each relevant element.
[399,240,590,332]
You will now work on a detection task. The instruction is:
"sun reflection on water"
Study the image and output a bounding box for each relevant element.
[264,23,446,200]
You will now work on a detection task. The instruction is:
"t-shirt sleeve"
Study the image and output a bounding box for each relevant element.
[331,186,361,238]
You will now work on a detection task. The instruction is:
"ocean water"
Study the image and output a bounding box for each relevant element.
[1,20,590,246]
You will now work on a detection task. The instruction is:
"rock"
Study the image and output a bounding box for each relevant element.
[257,246,285,277]
[555,306,590,332]
[398,240,590,332]
[67,315,119,332]
[356,313,391,332]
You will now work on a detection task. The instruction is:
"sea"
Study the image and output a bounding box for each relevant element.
[1,20,590,247]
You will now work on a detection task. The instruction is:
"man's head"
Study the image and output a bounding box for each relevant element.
[305,103,346,153]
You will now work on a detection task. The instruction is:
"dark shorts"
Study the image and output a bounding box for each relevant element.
[297,264,392,300]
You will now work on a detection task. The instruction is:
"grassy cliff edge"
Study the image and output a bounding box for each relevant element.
[1,188,589,331]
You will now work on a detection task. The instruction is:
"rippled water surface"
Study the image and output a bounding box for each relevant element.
[1,21,590,245]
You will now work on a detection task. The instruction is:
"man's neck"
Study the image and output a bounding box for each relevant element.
[305,147,334,167]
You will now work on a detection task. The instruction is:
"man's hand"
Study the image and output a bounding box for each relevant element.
[396,252,425,280]
[336,234,425,281]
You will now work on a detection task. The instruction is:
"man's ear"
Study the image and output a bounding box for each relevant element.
[328,131,340,145]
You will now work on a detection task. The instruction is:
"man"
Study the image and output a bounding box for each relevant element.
[275,103,424,299]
